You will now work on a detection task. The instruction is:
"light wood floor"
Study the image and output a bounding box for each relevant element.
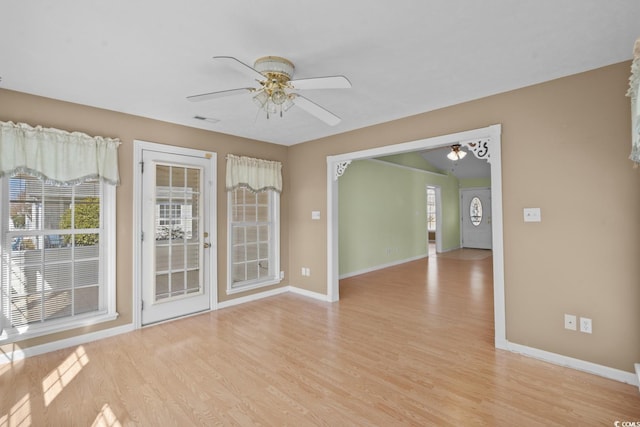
[1,251,639,426]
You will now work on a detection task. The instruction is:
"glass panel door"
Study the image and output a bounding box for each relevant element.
[141,150,213,325]
[154,164,202,301]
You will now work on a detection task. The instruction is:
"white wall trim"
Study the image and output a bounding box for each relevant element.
[0,324,135,365]
[288,286,331,302]
[339,255,428,280]
[1,287,291,365]
[217,287,289,309]
[505,341,639,387]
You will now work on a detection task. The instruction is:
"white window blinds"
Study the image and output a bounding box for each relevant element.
[0,121,121,186]
[225,154,282,193]
[7,174,103,327]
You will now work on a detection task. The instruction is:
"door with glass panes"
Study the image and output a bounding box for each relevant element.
[140,149,214,325]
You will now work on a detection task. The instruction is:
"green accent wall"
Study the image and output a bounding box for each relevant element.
[338,157,460,276]
[459,177,491,188]
[376,152,445,174]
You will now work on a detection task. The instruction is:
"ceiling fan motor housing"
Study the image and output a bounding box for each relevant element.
[254,56,295,81]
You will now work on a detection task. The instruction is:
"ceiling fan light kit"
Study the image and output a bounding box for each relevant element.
[447,144,467,161]
[252,56,296,118]
[188,55,351,125]
[252,89,294,118]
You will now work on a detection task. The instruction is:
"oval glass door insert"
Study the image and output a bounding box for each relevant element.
[470,196,483,226]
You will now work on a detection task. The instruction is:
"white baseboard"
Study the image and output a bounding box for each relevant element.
[288,286,331,302]
[3,291,638,391]
[504,341,639,387]
[439,246,461,253]
[339,254,428,279]
[0,324,135,365]
[217,286,289,309]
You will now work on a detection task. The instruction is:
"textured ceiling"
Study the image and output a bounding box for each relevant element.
[1,1,639,146]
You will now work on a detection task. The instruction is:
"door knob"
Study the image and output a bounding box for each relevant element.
[203,242,211,249]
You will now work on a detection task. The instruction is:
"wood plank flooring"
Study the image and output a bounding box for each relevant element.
[1,251,639,426]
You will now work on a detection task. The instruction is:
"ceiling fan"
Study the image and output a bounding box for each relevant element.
[187,56,351,126]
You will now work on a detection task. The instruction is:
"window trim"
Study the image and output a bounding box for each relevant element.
[226,188,280,295]
[426,187,437,232]
[0,178,117,342]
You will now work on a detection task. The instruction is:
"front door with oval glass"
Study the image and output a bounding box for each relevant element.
[460,188,492,249]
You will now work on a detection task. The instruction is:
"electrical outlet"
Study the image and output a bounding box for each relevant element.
[580,317,592,334]
[564,314,577,331]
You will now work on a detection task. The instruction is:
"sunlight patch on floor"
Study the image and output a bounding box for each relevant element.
[0,392,31,427]
[42,346,89,407]
[91,403,122,427]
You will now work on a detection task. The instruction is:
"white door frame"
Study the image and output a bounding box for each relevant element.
[327,124,507,348]
[430,185,443,254]
[132,140,218,329]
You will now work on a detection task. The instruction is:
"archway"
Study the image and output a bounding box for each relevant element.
[326,124,506,347]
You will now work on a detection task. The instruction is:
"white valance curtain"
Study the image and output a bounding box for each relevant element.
[627,38,640,165]
[226,154,282,193]
[0,121,121,186]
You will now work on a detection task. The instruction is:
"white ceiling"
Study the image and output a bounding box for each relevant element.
[420,146,490,180]
[1,1,638,146]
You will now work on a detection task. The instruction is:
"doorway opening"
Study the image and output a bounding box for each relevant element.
[327,124,506,348]
[132,140,218,329]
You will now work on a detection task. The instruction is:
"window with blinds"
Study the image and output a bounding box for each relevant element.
[2,173,116,339]
[228,187,280,293]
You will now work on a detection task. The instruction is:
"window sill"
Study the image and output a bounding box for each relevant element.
[226,278,282,295]
[0,312,119,343]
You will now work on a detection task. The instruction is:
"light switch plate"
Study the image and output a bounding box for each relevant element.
[311,211,321,220]
[523,207,541,222]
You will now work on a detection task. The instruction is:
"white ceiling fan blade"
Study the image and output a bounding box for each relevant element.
[294,95,341,126]
[290,75,352,90]
[187,87,251,102]
[213,56,265,81]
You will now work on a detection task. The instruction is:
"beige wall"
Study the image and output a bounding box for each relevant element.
[2,60,639,374]
[0,89,289,351]
[289,61,640,372]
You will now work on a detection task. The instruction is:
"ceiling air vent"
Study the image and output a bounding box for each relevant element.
[193,115,219,124]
